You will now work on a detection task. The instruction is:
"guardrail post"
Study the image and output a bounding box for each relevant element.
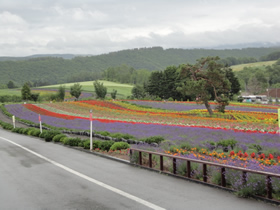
[149,153,152,168]
[139,151,142,165]
[203,164,207,182]
[187,161,191,178]
[160,156,163,171]
[173,158,176,174]
[129,149,132,162]
[242,171,247,185]
[267,175,272,199]
[221,167,226,187]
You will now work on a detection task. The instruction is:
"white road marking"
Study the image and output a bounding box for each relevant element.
[0,136,165,210]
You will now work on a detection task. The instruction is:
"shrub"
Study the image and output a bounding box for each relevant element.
[169,145,180,153]
[30,129,41,137]
[12,127,21,133]
[1,122,13,130]
[27,128,38,136]
[167,97,174,101]
[83,140,90,149]
[110,142,130,151]
[143,136,164,144]
[60,137,69,144]
[96,131,110,136]
[93,140,102,149]
[155,97,162,101]
[52,134,67,142]
[44,130,61,142]
[23,128,35,135]
[64,138,81,146]
[83,140,101,149]
[17,128,25,134]
[217,139,237,150]
[100,140,114,151]
[180,142,192,150]
[39,130,49,138]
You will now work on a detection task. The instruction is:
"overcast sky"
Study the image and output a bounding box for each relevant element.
[0,0,279,56]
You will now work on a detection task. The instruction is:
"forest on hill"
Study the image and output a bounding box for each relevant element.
[1,46,280,87]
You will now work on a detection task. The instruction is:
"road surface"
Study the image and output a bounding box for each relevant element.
[0,128,278,210]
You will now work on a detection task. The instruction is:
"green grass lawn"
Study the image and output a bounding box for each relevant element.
[231,60,276,72]
[39,80,134,98]
[0,89,21,96]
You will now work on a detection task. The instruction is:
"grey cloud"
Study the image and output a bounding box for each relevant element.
[0,0,280,56]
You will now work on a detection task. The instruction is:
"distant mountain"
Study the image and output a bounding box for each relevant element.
[213,42,280,49]
[0,54,78,61]
[1,46,280,87]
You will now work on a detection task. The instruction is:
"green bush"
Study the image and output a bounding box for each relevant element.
[83,140,101,149]
[169,145,180,153]
[217,139,237,150]
[30,129,41,137]
[0,121,13,130]
[60,137,69,144]
[39,130,49,138]
[100,140,115,151]
[96,131,110,136]
[23,128,35,135]
[12,127,21,133]
[44,130,61,142]
[52,134,67,142]
[143,136,164,144]
[167,97,174,101]
[93,140,102,149]
[27,128,39,136]
[64,138,81,146]
[17,128,25,134]
[180,142,192,150]
[83,140,90,149]
[110,142,130,151]
[155,97,162,101]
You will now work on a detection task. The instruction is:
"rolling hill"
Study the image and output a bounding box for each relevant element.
[1,46,280,86]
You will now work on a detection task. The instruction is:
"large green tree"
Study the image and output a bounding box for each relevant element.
[70,83,82,100]
[57,85,66,101]
[21,82,31,100]
[93,81,107,99]
[178,57,231,115]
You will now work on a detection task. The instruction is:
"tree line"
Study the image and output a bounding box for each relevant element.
[131,56,241,115]
[236,59,280,94]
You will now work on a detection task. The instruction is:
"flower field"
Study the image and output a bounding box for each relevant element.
[5,100,280,173]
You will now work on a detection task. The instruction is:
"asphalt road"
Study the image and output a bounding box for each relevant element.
[0,128,278,210]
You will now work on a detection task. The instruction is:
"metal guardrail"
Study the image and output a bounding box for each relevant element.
[130,148,280,200]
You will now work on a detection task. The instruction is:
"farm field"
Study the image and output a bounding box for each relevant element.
[231,60,276,72]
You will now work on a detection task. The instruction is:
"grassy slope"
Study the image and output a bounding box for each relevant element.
[231,60,277,72]
[39,80,134,98]
[0,89,21,96]
[0,80,134,98]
